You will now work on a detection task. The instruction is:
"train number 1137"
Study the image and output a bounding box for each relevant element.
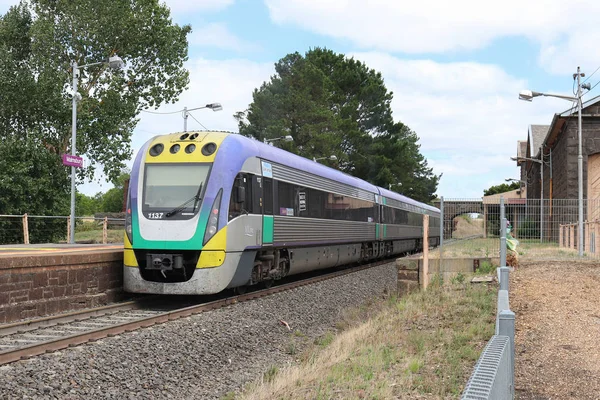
[147,213,164,219]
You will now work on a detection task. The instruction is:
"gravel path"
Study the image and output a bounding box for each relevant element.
[0,263,397,399]
[513,260,600,399]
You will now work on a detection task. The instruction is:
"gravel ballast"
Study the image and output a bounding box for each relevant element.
[0,262,397,399]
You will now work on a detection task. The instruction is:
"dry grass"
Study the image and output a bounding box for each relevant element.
[74,229,124,243]
[452,216,484,239]
[236,282,496,400]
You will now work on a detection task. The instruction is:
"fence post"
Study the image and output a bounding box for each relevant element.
[103,217,108,244]
[498,309,516,399]
[499,266,510,291]
[67,217,71,243]
[570,225,575,250]
[559,224,563,248]
[422,214,429,289]
[22,213,29,245]
[439,196,444,270]
[500,197,506,268]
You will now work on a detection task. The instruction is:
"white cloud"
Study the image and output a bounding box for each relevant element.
[350,52,562,198]
[265,0,600,75]
[161,0,234,14]
[189,23,261,53]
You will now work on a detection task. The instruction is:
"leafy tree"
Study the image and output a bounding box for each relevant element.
[101,169,130,213]
[76,193,102,216]
[0,137,69,243]
[0,0,190,241]
[235,48,439,202]
[483,182,520,196]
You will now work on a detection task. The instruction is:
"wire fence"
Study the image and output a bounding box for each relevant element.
[0,215,125,245]
[430,197,600,261]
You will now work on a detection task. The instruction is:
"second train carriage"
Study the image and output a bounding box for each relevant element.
[124,131,440,295]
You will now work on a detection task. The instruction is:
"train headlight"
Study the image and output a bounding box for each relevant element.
[203,189,222,245]
[125,205,133,244]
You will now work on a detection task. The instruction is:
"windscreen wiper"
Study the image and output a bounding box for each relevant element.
[165,183,203,218]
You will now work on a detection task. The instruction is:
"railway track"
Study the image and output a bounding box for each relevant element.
[0,259,393,366]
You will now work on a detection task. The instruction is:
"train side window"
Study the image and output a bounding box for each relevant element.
[228,173,252,220]
[252,175,262,214]
[264,178,273,215]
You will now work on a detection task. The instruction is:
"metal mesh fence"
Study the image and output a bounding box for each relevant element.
[0,215,124,245]
[432,198,600,261]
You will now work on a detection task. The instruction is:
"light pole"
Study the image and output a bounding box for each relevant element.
[519,68,590,256]
[183,103,223,132]
[511,154,547,243]
[313,155,337,162]
[69,55,124,244]
[264,135,293,145]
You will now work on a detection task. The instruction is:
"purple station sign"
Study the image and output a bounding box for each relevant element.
[62,154,84,168]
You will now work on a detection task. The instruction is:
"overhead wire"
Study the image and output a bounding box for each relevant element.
[187,111,208,130]
[140,109,184,115]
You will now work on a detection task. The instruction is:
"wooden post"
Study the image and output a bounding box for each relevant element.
[585,221,590,254]
[103,217,108,244]
[423,214,429,290]
[569,225,575,250]
[22,213,29,245]
[594,221,600,254]
[67,217,71,243]
[559,224,563,248]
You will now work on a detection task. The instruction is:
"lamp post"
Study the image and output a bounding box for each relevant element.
[264,135,293,145]
[511,154,546,243]
[183,103,223,132]
[69,55,124,244]
[518,68,590,256]
[313,155,337,162]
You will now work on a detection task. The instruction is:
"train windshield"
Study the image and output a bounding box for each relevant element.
[143,164,210,214]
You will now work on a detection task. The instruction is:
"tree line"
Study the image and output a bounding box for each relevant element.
[1,0,439,244]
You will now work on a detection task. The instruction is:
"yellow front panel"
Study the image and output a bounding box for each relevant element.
[124,249,138,267]
[202,226,227,251]
[197,251,226,268]
[144,131,230,164]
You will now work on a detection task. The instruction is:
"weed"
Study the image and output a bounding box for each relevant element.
[314,332,335,347]
[286,341,297,355]
[221,392,236,400]
[263,366,278,383]
[293,329,305,337]
[476,260,495,275]
[407,358,423,374]
[451,272,466,284]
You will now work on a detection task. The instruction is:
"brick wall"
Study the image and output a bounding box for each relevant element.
[0,251,125,323]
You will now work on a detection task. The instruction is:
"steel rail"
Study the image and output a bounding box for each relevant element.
[0,298,156,337]
[0,259,392,366]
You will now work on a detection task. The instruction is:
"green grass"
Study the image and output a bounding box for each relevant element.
[74,229,124,243]
[239,281,497,400]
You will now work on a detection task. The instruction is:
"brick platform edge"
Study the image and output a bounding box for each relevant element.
[396,256,501,296]
[0,251,125,324]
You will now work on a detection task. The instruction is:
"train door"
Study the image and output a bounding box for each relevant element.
[260,161,274,245]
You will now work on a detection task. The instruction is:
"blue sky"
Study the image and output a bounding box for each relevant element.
[3,0,600,199]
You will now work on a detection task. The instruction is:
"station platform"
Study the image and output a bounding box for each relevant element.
[0,243,123,258]
[0,243,125,324]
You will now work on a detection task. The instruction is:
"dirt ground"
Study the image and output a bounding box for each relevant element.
[512,260,600,399]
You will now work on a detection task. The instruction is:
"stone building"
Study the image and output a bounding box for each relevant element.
[517,95,600,202]
[516,95,600,241]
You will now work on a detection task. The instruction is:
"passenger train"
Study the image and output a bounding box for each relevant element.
[124,131,440,295]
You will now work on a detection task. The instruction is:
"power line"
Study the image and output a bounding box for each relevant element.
[187,111,208,130]
[583,65,600,83]
[140,109,184,115]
